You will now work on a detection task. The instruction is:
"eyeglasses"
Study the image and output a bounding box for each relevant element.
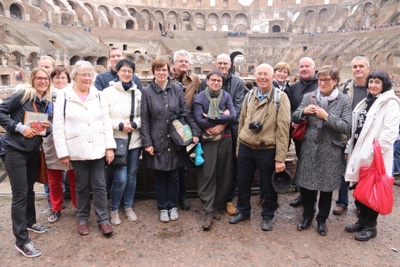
[209,79,223,83]
[217,62,229,66]
[256,72,271,77]
[34,77,50,82]
[318,78,332,83]
[119,70,133,74]
[77,73,93,78]
[176,60,189,64]
[53,76,67,80]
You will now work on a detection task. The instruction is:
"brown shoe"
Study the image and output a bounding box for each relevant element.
[332,205,347,215]
[226,202,238,216]
[99,222,113,236]
[77,222,90,236]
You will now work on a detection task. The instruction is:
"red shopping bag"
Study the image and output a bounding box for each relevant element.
[353,141,394,215]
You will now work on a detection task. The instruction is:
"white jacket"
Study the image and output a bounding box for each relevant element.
[345,90,400,183]
[103,81,142,149]
[53,86,116,161]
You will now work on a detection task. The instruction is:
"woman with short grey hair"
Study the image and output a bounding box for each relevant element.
[53,61,116,237]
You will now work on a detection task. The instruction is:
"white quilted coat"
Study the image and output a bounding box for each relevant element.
[53,86,116,161]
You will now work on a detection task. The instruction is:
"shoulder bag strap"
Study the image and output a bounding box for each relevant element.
[128,90,135,142]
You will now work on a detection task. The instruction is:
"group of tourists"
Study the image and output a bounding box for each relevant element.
[1,49,399,258]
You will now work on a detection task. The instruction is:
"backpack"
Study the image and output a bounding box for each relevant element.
[246,87,281,111]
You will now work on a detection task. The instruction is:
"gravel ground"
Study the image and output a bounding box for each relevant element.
[0,176,399,267]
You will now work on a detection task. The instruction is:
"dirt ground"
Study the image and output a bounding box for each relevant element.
[0,176,399,267]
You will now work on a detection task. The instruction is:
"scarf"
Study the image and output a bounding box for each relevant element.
[316,87,339,129]
[205,87,222,119]
[353,93,380,148]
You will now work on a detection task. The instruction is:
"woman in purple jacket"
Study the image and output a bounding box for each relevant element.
[193,70,236,230]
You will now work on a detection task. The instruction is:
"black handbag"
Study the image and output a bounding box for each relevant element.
[110,90,135,166]
[169,114,193,148]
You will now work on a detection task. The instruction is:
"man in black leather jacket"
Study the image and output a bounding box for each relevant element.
[286,57,319,207]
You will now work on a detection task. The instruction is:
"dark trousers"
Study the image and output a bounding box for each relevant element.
[197,137,232,213]
[71,158,109,223]
[355,201,379,226]
[153,169,179,210]
[227,124,239,201]
[300,187,333,223]
[4,148,40,246]
[178,166,188,201]
[336,147,349,207]
[237,144,277,219]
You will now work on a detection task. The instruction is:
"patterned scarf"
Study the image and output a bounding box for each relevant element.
[205,87,222,119]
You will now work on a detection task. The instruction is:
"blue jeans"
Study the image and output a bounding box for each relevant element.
[393,140,400,175]
[237,144,277,220]
[336,147,349,207]
[110,148,141,211]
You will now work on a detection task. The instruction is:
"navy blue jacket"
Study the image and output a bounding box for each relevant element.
[95,69,143,91]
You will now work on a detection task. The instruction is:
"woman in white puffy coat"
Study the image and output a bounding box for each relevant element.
[53,61,116,236]
[344,69,400,241]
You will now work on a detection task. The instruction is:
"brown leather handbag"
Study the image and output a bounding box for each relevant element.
[36,147,48,184]
[291,92,314,141]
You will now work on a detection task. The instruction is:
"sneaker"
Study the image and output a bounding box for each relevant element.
[110,210,121,225]
[48,211,61,223]
[124,208,137,222]
[159,209,169,223]
[27,223,47,234]
[15,242,41,258]
[169,207,179,221]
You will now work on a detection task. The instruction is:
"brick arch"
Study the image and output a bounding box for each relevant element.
[194,12,205,31]
[0,1,4,16]
[166,11,178,30]
[373,53,383,67]
[221,13,231,31]
[140,9,152,30]
[207,12,218,31]
[10,3,24,20]
[154,10,165,31]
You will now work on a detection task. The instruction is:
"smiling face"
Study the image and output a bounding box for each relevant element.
[173,54,190,75]
[255,64,274,92]
[52,71,69,89]
[351,59,370,82]
[38,58,54,75]
[33,70,51,96]
[299,58,315,80]
[117,65,134,84]
[109,49,124,70]
[318,73,338,96]
[368,78,383,96]
[216,57,231,77]
[154,64,169,85]
[206,74,223,92]
[74,68,94,91]
[275,68,289,84]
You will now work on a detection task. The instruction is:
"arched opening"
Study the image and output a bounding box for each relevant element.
[230,51,244,74]
[97,56,108,68]
[272,25,281,32]
[10,4,22,19]
[0,3,4,16]
[126,20,134,29]
[83,56,95,65]
[69,56,81,66]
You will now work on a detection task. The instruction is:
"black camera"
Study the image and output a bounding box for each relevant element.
[175,82,187,92]
[249,121,263,133]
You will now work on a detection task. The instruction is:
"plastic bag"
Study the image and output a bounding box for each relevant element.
[353,141,394,215]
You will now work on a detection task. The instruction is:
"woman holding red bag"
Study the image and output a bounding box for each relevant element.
[345,69,400,241]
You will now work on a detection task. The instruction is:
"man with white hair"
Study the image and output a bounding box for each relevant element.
[286,57,319,207]
[228,63,290,231]
[170,49,201,210]
[199,53,245,216]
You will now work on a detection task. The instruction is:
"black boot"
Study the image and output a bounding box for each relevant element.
[355,222,377,241]
[345,213,367,233]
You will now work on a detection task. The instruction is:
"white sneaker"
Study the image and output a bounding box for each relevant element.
[124,208,137,222]
[159,210,169,223]
[110,210,121,225]
[169,207,179,221]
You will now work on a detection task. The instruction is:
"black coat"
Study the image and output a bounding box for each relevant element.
[287,73,319,114]
[141,77,200,171]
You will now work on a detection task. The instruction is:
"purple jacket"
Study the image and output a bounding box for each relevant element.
[193,90,236,135]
